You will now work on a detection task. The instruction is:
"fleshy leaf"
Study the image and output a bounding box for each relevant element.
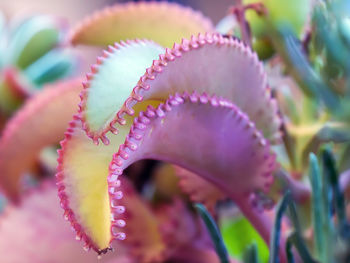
[80,40,165,143]
[57,117,116,252]
[0,182,119,263]
[57,101,160,252]
[0,79,82,201]
[108,93,277,247]
[80,33,281,143]
[70,2,214,47]
[58,34,281,254]
[58,93,276,253]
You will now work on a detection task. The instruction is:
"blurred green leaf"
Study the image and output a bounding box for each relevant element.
[281,30,340,111]
[286,232,317,263]
[7,16,60,69]
[322,148,346,225]
[285,236,295,263]
[309,153,326,261]
[270,191,317,263]
[319,146,336,263]
[221,216,269,262]
[314,4,350,72]
[313,2,350,97]
[270,191,291,263]
[302,124,350,168]
[24,50,75,87]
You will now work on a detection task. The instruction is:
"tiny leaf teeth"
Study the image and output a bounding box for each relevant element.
[80,32,281,145]
[0,79,82,202]
[78,39,165,145]
[108,160,125,244]
[108,92,277,228]
[108,177,167,262]
[56,115,117,253]
[69,1,214,47]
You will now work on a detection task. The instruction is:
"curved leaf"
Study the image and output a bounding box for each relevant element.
[57,34,281,254]
[70,2,214,47]
[79,33,281,143]
[0,79,82,201]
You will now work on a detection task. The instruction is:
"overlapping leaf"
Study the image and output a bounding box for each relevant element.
[57,33,281,254]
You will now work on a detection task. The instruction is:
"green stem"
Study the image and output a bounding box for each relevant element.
[270,191,291,263]
[322,148,346,225]
[287,232,317,263]
[309,153,326,261]
[195,203,230,263]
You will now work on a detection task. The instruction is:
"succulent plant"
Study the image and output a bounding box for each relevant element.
[0,1,350,263]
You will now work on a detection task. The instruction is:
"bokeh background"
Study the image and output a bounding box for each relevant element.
[0,0,235,75]
[0,0,233,25]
